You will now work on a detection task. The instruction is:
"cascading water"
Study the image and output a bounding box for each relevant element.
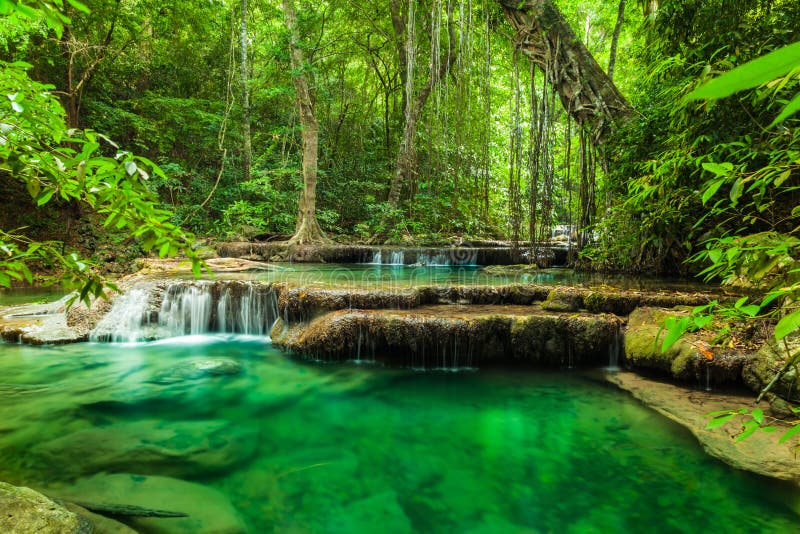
[416,253,450,266]
[607,323,623,371]
[90,281,279,342]
[90,288,152,343]
[369,250,405,265]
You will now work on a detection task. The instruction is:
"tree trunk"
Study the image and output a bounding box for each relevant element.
[240,0,252,182]
[388,0,457,207]
[282,0,329,245]
[608,0,625,81]
[497,0,631,144]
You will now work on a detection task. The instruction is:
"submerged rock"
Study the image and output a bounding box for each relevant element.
[146,358,243,385]
[0,481,90,533]
[32,419,257,478]
[51,473,247,533]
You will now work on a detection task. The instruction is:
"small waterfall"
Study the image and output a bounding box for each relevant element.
[389,250,405,265]
[91,281,279,342]
[160,284,213,335]
[90,288,152,342]
[416,253,450,266]
[369,249,405,265]
[607,323,623,371]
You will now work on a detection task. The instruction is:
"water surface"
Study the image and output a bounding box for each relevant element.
[0,336,795,533]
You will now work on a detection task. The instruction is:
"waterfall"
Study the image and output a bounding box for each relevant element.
[369,250,405,265]
[390,250,405,265]
[607,323,623,371]
[91,281,279,342]
[417,253,450,266]
[90,288,152,343]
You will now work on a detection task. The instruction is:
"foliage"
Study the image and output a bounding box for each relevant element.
[0,1,204,302]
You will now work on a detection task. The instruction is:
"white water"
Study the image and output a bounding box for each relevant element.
[369,250,405,265]
[91,282,279,342]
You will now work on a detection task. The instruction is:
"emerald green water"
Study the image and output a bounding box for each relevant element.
[0,336,797,533]
[213,264,712,291]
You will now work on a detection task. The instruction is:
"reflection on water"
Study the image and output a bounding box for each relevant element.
[208,264,713,292]
[0,337,795,533]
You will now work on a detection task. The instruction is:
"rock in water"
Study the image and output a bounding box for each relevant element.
[147,358,243,385]
[32,419,257,478]
[0,481,90,533]
[51,473,247,533]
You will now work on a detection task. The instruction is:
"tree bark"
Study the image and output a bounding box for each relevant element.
[497,0,631,144]
[387,0,457,207]
[240,0,252,183]
[607,0,625,81]
[282,0,329,244]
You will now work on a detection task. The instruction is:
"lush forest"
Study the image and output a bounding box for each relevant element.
[1,0,798,285]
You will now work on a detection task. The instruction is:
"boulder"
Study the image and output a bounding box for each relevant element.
[52,473,246,533]
[0,481,90,533]
[32,419,256,478]
[624,307,746,384]
[742,337,800,403]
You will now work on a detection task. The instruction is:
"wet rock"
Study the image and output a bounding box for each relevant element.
[147,358,242,385]
[607,371,800,486]
[0,296,90,344]
[541,288,582,312]
[272,306,622,367]
[742,337,800,404]
[51,473,247,534]
[0,481,90,533]
[32,419,256,478]
[624,307,746,384]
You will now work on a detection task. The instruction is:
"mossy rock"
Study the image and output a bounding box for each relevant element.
[624,307,746,384]
[541,288,583,312]
[742,338,800,403]
[0,481,90,534]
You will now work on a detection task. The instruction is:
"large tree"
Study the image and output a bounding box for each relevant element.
[281,0,329,244]
[498,0,631,143]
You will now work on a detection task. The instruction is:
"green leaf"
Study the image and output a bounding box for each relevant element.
[729,178,743,204]
[706,413,736,429]
[693,315,713,328]
[661,316,692,352]
[739,305,760,317]
[775,308,800,340]
[0,271,10,288]
[686,42,800,101]
[751,408,764,424]
[778,424,800,444]
[66,0,92,14]
[769,91,800,128]
[736,420,760,441]
[36,189,56,206]
[702,162,733,177]
[702,178,726,205]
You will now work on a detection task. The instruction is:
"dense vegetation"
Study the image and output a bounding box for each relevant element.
[0,0,797,279]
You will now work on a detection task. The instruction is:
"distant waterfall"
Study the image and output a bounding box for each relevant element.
[369,250,405,265]
[91,281,279,342]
